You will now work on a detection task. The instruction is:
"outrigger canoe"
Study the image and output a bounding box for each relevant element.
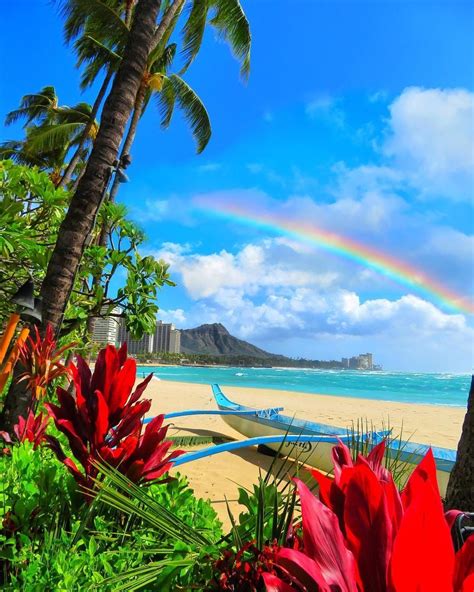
[211,384,457,497]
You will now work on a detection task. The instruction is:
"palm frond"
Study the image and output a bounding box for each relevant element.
[26,122,86,153]
[159,74,211,153]
[210,0,251,78]
[5,86,58,126]
[92,461,213,547]
[75,34,122,88]
[180,0,209,74]
[57,0,128,45]
[150,43,177,74]
[101,557,197,591]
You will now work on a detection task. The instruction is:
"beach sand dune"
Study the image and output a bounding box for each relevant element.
[145,379,464,528]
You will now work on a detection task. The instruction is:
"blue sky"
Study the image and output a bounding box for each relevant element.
[1,1,473,371]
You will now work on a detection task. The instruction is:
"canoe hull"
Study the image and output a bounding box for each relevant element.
[212,384,455,496]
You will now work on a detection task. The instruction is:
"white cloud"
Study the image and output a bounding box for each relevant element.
[383,87,474,200]
[158,308,187,325]
[197,162,222,173]
[305,95,345,127]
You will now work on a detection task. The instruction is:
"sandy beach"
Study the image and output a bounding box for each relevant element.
[145,378,465,528]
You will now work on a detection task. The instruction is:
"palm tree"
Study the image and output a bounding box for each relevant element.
[445,376,474,511]
[108,42,211,201]
[56,0,132,187]
[59,0,250,199]
[1,88,98,185]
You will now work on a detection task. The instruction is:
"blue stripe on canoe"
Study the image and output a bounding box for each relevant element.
[212,384,456,473]
[143,407,284,422]
[212,383,348,435]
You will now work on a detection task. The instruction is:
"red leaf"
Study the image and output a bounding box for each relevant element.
[129,372,153,405]
[262,572,297,591]
[454,537,474,592]
[274,547,330,591]
[401,448,439,509]
[109,358,136,416]
[118,342,128,366]
[390,471,455,591]
[93,390,110,447]
[344,463,392,592]
[332,440,353,483]
[294,478,358,591]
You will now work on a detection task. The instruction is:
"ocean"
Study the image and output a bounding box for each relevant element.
[137,365,471,407]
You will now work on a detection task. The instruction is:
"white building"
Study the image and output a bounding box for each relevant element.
[91,307,121,346]
[117,319,181,355]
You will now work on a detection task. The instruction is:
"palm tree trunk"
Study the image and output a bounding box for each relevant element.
[153,0,186,47]
[39,0,162,336]
[58,70,114,189]
[0,2,162,435]
[445,376,474,511]
[108,84,146,202]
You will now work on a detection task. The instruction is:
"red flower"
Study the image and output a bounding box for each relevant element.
[44,343,183,495]
[264,441,474,591]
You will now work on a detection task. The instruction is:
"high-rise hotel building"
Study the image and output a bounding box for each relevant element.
[91,307,121,346]
[115,320,181,355]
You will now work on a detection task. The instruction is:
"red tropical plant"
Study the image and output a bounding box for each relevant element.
[13,410,50,449]
[262,440,474,591]
[17,324,74,399]
[44,343,184,495]
[0,410,49,450]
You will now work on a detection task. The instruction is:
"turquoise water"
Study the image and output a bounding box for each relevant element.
[137,366,471,407]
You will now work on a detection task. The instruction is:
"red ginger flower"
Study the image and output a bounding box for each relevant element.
[44,343,183,495]
[263,440,474,592]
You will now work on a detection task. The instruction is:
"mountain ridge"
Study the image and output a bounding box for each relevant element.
[180,323,283,359]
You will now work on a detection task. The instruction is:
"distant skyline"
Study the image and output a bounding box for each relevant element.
[1,1,473,372]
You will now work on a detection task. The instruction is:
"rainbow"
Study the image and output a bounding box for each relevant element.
[195,199,474,315]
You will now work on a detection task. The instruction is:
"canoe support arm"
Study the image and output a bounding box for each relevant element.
[143,407,284,423]
[171,434,343,467]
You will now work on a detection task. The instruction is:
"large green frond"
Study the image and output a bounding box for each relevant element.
[75,34,122,88]
[26,122,86,154]
[150,43,177,74]
[5,86,58,127]
[180,0,209,74]
[55,103,94,125]
[57,0,127,45]
[210,0,251,78]
[160,75,211,153]
[155,76,177,129]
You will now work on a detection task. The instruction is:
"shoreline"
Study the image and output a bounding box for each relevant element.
[143,378,464,527]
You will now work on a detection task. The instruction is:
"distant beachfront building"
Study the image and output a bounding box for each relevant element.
[91,307,121,346]
[117,323,154,355]
[117,319,181,355]
[342,353,374,370]
[152,320,181,354]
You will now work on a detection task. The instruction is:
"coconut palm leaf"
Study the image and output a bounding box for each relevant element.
[157,74,211,153]
[75,35,122,89]
[26,122,86,154]
[151,42,177,73]
[210,0,251,78]
[180,0,209,74]
[57,0,128,45]
[5,86,58,127]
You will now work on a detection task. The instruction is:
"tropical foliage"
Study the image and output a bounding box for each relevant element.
[45,343,184,492]
[263,440,474,592]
